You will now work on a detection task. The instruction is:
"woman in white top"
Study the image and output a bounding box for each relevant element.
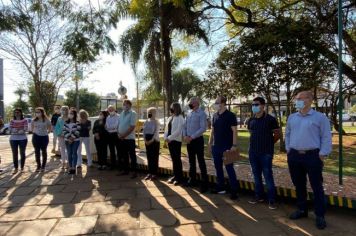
[31,107,52,172]
[143,107,160,180]
[164,102,185,185]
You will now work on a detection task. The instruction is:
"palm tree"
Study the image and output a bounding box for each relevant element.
[119,0,208,112]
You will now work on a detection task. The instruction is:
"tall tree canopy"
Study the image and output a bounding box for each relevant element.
[119,0,208,112]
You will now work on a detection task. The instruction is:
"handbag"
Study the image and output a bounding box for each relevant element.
[223,149,241,165]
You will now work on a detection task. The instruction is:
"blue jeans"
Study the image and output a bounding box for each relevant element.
[10,139,28,169]
[249,153,276,203]
[212,145,238,193]
[66,141,80,168]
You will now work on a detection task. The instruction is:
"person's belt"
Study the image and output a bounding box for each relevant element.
[291,148,319,155]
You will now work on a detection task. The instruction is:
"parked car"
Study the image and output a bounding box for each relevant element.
[25,117,32,133]
[0,123,10,135]
[342,113,351,121]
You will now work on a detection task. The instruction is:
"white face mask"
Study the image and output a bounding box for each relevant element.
[61,111,65,115]
[109,111,115,116]
[68,114,74,119]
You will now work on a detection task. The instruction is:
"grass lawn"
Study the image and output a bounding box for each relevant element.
[138,130,356,177]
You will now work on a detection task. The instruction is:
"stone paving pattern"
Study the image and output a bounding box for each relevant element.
[0,142,356,235]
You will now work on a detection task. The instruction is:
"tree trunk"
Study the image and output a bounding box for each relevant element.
[160,2,172,115]
[286,81,291,117]
[331,95,346,135]
[33,72,43,108]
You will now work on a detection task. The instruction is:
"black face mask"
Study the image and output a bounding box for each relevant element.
[188,104,194,109]
[170,108,175,114]
[148,113,152,118]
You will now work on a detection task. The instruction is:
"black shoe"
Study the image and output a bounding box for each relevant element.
[315,216,327,230]
[289,210,308,220]
[230,193,239,200]
[173,180,180,186]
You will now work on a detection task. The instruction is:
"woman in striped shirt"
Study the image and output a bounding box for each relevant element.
[9,108,28,174]
[63,109,81,175]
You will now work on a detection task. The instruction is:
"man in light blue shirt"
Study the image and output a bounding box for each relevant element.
[184,97,208,193]
[285,91,332,230]
[118,100,137,178]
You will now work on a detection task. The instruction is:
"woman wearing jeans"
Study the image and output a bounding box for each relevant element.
[77,109,92,168]
[55,106,69,169]
[31,107,51,172]
[164,103,184,185]
[63,109,81,174]
[9,108,28,174]
[143,107,160,180]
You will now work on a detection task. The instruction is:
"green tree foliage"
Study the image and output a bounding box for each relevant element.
[0,7,30,32]
[172,68,201,105]
[201,0,356,83]
[29,81,57,114]
[13,88,29,114]
[62,1,128,64]
[0,0,73,109]
[64,88,100,116]
[213,20,336,117]
[197,63,239,106]
[119,0,208,111]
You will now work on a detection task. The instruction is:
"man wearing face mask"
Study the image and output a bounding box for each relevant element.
[51,105,61,154]
[285,91,332,230]
[208,96,239,200]
[183,97,208,193]
[247,97,280,210]
[105,105,120,170]
[118,99,138,179]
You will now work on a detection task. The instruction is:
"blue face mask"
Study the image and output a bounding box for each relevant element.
[295,100,305,110]
[252,105,260,114]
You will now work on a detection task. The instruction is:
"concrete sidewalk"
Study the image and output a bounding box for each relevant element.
[0,140,356,235]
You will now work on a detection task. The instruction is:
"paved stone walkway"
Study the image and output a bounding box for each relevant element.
[0,139,356,236]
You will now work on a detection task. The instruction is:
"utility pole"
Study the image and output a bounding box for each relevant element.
[337,0,343,185]
[159,0,166,127]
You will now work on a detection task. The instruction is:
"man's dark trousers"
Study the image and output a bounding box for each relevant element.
[287,149,326,217]
[187,136,208,185]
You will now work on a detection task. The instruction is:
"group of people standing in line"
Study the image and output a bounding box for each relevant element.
[7,90,331,230]
[9,106,93,174]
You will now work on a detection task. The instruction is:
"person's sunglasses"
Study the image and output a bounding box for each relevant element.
[252,104,260,107]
